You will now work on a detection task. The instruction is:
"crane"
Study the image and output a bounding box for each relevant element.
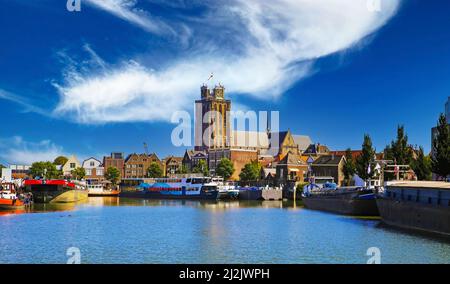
[143,142,149,155]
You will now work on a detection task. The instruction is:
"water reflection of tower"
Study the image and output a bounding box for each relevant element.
[195,84,231,151]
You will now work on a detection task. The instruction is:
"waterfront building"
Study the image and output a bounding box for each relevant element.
[82,157,104,184]
[208,148,258,180]
[62,155,81,177]
[275,152,309,184]
[182,150,208,172]
[103,152,125,180]
[1,164,31,180]
[310,154,346,186]
[165,156,183,177]
[124,153,162,179]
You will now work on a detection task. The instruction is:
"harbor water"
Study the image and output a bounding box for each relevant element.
[0,197,449,264]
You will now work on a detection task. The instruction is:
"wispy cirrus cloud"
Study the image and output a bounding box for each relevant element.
[0,136,65,165]
[54,0,401,124]
[85,0,177,36]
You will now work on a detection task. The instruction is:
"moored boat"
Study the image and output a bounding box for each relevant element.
[24,179,88,203]
[238,186,283,201]
[0,183,28,210]
[87,181,120,197]
[376,181,450,237]
[302,183,379,216]
[121,177,219,200]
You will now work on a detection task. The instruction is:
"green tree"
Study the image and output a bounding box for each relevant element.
[385,125,413,166]
[29,161,62,179]
[71,167,86,180]
[216,158,234,180]
[239,161,261,182]
[411,147,432,181]
[105,166,121,185]
[178,165,189,174]
[356,134,376,180]
[343,148,356,186]
[147,162,163,178]
[192,159,209,176]
[53,156,68,166]
[431,113,450,179]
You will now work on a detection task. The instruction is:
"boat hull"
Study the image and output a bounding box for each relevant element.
[239,189,283,201]
[302,190,379,216]
[376,198,450,237]
[88,190,120,197]
[120,190,219,200]
[0,200,25,210]
[31,188,88,203]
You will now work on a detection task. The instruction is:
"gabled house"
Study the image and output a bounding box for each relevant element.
[124,153,162,179]
[182,150,207,172]
[62,155,81,177]
[310,154,346,186]
[82,157,104,184]
[165,156,184,177]
[276,152,309,183]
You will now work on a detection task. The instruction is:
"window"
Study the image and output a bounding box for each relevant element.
[97,169,103,176]
[90,161,95,167]
[86,169,92,176]
[70,163,76,169]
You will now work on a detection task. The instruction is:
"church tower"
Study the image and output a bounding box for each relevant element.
[195,84,231,151]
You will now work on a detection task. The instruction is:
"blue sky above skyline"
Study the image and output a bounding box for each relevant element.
[0,0,449,165]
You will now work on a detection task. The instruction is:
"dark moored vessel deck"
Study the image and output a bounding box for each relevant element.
[376,181,450,237]
[302,188,379,216]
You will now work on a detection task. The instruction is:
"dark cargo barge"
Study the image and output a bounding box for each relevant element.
[302,185,379,216]
[376,181,450,237]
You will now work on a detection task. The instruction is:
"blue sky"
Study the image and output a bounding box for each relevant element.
[0,0,449,165]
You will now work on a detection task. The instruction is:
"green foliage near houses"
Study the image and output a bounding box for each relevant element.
[105,166,121,185]
[29,161,62,179]
[178,165,189,174]
[147,162,164,178]
[71,167,86,180]
[356,134,376,180]
[53,156,69,166]
[343,148,356,186]
[411,147,432,181]
[383,126,414,180]
[192,159,209,177]
[431,113,450,179]
[384,125,414,165]
[239,161,261,182]
[216,158,234,180]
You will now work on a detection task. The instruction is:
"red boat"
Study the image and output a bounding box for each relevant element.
[0,183,25,210]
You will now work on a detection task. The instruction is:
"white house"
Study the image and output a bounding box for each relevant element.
[82,157,104,184]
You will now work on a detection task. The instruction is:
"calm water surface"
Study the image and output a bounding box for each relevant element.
[0,197,449,264]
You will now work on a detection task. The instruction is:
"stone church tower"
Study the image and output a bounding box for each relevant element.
[194,84,231,151]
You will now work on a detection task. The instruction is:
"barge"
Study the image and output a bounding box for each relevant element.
[376,181,450,237]
[24,180,88,203]
[302,183,379,216]
[238,187,283,201]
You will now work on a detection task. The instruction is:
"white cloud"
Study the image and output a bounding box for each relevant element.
[0,136,65,165]
[55,0,401,124]
[85,0,176,36]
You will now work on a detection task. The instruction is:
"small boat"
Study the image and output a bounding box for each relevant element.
[0,183,26,210]
[24,179,88,203]
[238,186,283,201]
[302,183,379,216]
[87,181,120,197]
[212,178,239,200]
[376,181,450,237]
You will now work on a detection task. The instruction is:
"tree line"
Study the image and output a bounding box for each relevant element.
[343,113,449,184]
